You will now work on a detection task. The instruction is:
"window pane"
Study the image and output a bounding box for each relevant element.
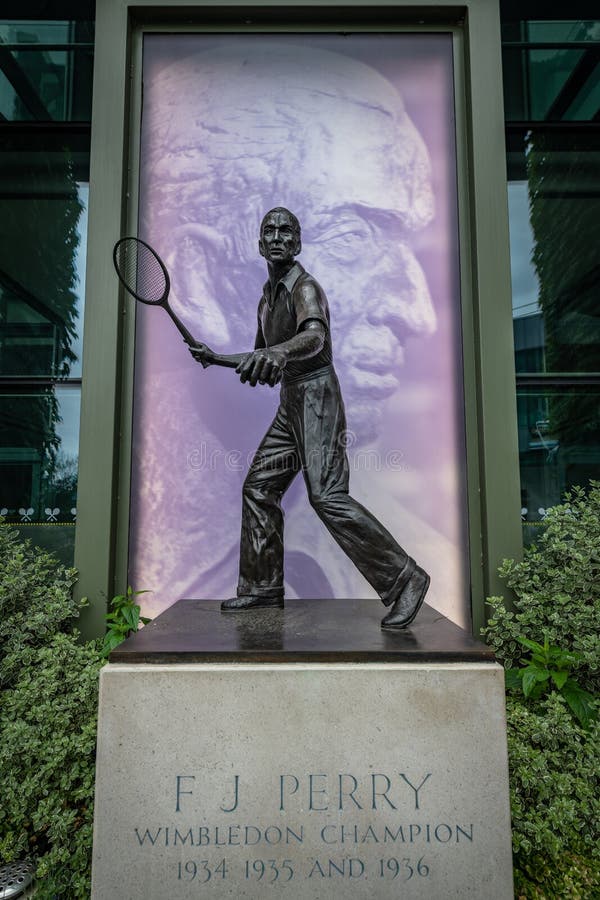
[3,521,76,566]
[503,46,599,122]
[502,20,600,44]
[517,386,600,543]
[0,17,94,122]
[526,21,600,43]
[0,20,94,44]
[0,135,89,378]
[528,48,585,120]
[0,385,80,526]
[0,47,93,122]
[507,132,600,375]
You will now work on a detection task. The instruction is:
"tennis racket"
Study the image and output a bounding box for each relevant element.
[113,236,238,369]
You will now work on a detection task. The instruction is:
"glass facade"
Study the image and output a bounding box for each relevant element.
[0,4,93,564]
[502,17,599,122]
[0,18,93,121]
[502,5,600,543]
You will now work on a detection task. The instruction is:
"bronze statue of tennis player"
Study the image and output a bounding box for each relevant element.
[190,208,430,629]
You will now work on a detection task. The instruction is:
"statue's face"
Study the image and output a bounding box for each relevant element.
[259,211,300,266]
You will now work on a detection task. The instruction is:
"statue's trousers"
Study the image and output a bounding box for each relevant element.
[237,366,415,604]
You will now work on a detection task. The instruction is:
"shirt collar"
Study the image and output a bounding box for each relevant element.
[264,261,305,301]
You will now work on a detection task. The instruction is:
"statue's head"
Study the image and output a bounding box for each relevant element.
[259,208,302,265]
[143,39,437,442]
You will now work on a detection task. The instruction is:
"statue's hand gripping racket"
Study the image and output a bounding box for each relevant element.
[112,237,238,369]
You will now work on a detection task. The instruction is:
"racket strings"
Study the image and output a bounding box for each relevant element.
[117,239,166,304]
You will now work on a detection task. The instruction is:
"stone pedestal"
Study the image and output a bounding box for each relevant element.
[91,601,513,899]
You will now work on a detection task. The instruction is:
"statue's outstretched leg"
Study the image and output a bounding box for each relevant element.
[288,369,430,628]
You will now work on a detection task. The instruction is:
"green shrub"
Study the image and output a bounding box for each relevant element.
[0,523,102,898]
[507,693,600,898]
[484,483,600,693]
[0,524,86,688]
[483,486,600,897]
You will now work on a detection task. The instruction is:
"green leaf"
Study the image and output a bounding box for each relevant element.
[518,637,545,654]
[126,587,150,599]
[522,667,541,697]
[122,606,138,631]
[551,669,569,690]
[505,668,523,691]
[101,631,123,657]
[560,679,598,729]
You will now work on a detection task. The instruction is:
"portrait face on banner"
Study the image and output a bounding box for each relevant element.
[129,33,471,628]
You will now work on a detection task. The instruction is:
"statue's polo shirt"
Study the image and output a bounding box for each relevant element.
[257,262,333,380]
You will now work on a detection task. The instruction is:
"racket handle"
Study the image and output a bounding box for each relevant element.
[166,307,198,347]
[168,310,240,369]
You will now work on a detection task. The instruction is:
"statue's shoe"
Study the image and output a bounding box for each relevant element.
[380,566,430,630]
[221,595,284,612]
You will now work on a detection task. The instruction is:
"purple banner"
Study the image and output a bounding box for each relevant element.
[130,34,470,627]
